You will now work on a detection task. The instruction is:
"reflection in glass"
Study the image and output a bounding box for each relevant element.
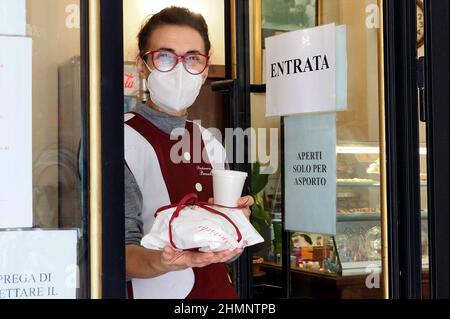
[365,226,382,261]
[29,0,87,299]
[250,0,387,299]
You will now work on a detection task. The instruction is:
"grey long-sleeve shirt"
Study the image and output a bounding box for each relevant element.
[124,102,187,245]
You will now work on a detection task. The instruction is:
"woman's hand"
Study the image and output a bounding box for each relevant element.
[161,245,243,270]
[236,195,254,219]
[126,244,242,279]
[208,196,254,220]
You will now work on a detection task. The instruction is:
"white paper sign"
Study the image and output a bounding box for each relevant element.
[0,0,26,36]
[266,23,337,116]
[335,25,348,111]
[0,36,33,229]
[284,114,336,235]
[0,230,78,299]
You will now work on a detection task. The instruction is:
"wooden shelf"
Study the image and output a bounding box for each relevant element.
[257,261,430,299]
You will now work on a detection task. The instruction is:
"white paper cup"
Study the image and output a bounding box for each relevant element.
[212,169,248,207]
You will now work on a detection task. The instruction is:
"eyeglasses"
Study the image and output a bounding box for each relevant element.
[142,49,210,75]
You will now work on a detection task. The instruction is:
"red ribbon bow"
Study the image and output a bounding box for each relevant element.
[155,193,243,250]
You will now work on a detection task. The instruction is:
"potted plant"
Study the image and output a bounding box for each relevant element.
[250,162,271,234]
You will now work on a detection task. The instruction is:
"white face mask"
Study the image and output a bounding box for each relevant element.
[145,63,203,113]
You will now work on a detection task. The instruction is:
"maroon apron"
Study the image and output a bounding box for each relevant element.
[126,112,237,299]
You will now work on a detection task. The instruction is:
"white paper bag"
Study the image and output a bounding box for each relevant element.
[141,197,264,252]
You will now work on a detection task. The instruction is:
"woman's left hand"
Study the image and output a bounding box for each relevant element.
[236,196,254,219]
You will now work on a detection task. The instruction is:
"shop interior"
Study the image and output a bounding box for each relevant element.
[25,0,430,299]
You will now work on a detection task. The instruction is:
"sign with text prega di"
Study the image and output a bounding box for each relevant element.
[284,114,336,235]
[266,23,348,116]
[0,230,78,299]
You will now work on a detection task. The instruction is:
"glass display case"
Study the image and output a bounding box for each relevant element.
[260,142,428,284]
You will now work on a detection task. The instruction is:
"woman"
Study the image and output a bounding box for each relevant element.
[124,6,254,299]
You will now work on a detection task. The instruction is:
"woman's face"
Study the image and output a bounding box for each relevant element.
[142,24,209,81]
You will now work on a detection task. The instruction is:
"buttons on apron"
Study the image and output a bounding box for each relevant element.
[183,152,191,162]
[195,183,203,192]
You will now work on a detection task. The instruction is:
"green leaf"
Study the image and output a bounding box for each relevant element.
[252,204,271,224]
[252,221,262,234]
[251,162,269,195]
[254,193,265,207]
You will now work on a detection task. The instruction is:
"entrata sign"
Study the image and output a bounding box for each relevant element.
[266,23,345,116]
[270,54,330,78]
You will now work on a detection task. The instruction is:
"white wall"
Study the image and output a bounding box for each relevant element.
[123,0,225,65]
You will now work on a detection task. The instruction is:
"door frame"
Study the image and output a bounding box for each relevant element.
[383,0,423,299]
[424,0,449,299]
[84,0,448,300]
[227,0,254,299]
[384,0,450,299]
[235,0,439,299]
[83,0,125,299]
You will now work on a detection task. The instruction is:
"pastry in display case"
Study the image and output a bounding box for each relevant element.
[291,142,428,275]
[332,142,428,275]
[258,142,429,298]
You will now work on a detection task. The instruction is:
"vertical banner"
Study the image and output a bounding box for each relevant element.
[0,36,33,229]
[284,114,337,235]
[0,230,78,299]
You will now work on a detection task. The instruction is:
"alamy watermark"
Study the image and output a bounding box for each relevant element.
[365,264,381,289]
[169,121,279,174]
[366,3,381,29]
[65,4,80,29]
[64,3,381,30]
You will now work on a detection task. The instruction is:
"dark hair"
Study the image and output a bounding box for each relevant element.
[138,6,211,57]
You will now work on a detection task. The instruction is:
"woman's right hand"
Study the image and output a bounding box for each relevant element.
[161,245,243,270]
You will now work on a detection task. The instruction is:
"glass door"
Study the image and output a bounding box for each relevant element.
[247,0,389,299]
[0,0,89,299]
[416,0,429,298]
[0,0,126,299]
